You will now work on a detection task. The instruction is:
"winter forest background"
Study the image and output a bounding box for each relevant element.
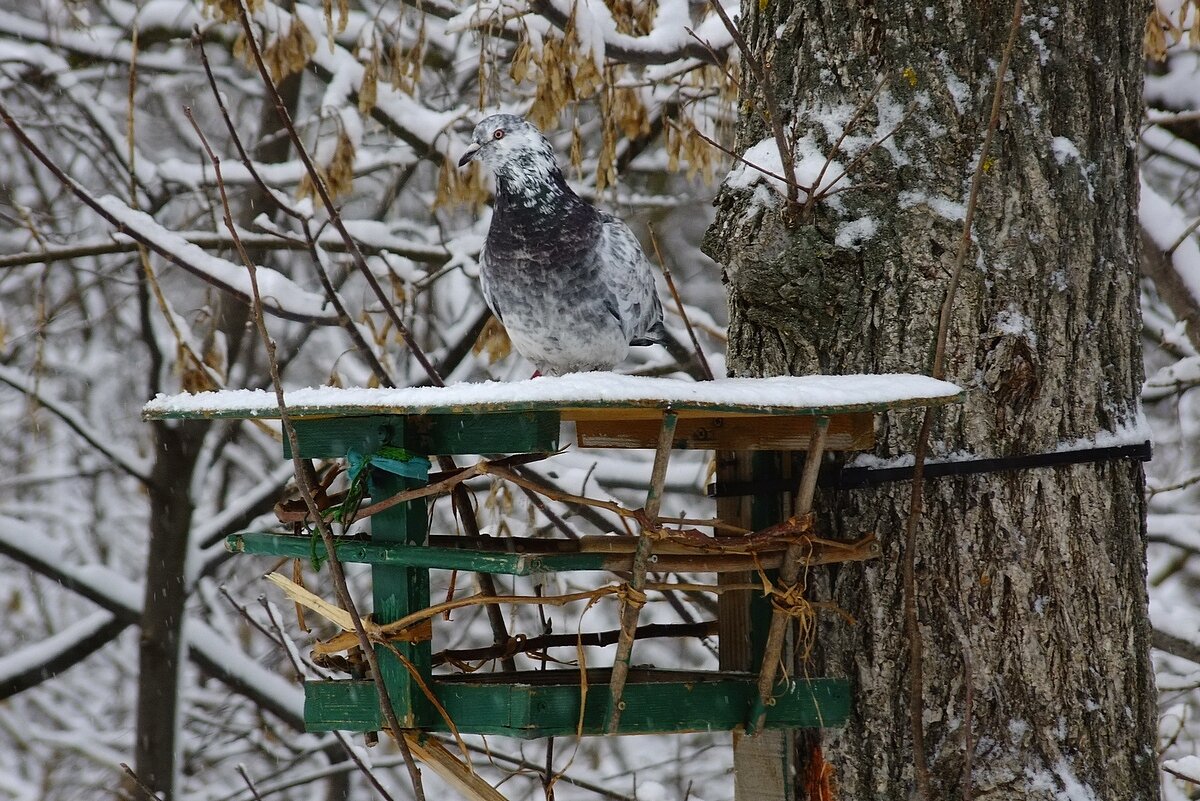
[2,0,1200,799]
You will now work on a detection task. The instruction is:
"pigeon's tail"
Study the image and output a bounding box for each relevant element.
[630,320,667,347]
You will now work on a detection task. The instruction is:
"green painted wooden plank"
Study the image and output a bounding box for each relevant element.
[284,413,560,459]
[228,532,612,575]
[303,673,850,737]
[285,416,399,460]
[406,411,560,456]
[369,454,431,728]
[306,680,383,731]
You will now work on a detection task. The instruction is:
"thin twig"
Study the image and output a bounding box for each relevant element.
[674,119,810,193]
[808,99,920,212]
[194,30,302,223]
[236,765,267,801]
[683,26,742,92]
[300,223,398,385]
[183,107,427,801]
[333,731,401,801]
[900,2,1024,798]
[119,764,162,801]
[433,621,717,667]
[1166,212,1200,256]
[649,226,714,380]
[802,74,888,217]
[706,0,798,204]
[231,0,444,385]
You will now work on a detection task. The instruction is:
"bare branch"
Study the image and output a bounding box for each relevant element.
[185,101,428,801]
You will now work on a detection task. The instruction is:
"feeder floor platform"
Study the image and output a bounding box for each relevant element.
[144,373,962,422]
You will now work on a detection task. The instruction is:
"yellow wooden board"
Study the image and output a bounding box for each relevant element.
[575,413,874,451]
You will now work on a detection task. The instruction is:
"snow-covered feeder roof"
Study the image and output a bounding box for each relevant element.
[143,373,963,421]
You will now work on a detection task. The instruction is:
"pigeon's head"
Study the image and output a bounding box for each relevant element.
[458,115,559,179]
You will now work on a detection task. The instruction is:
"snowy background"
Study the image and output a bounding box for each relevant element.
[1,0,1200,798]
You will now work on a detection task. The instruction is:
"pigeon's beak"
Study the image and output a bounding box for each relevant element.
[458,142,481,168]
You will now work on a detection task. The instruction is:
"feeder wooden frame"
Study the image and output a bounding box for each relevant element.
[147,379,961,739]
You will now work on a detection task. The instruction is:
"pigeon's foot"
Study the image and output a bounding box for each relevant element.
[530,370,542,379]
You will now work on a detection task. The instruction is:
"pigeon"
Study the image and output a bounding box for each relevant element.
[458,114,666,376]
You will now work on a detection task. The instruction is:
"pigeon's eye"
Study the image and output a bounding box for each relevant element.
[493,129,505,140]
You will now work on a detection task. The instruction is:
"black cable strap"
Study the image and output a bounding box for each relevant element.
[708,441,1152,498]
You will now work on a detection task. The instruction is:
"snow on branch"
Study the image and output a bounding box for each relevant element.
[0,516,304,726]
[96,197,336,323]
[0,229,453,270]
[1143,124,1200,172]
[526,0,733,66]
[1140,177,1200,324]
[0,365,153,483]
[0,8,197,72]
[187,620,305,727]
[0,515,143,616]
[0,102,340,324]
[277,0,462,161]
[0,612,127,698]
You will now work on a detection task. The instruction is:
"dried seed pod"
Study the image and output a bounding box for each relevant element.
[472,316,513,365]
[359,42,379,114]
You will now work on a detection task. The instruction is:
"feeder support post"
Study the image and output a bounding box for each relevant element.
[748,416,830,734]
[606,409,679,733]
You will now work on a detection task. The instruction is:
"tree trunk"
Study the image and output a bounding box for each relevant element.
[134,421,204,799]
[705,2,1157,799]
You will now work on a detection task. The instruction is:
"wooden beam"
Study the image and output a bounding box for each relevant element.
[576,413,873,451]
[285,412,559,459]
[749,419,830,734]
[229,531,880,575]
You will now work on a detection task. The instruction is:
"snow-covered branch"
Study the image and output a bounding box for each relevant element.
[0,365,153,483]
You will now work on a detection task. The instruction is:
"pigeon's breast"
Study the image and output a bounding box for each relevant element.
[481,208,629,373]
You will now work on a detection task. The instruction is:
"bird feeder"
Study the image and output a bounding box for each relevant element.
[144,374,962,739]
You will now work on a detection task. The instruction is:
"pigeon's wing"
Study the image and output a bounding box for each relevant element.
[477,246,503,323]
[592,212,665,346]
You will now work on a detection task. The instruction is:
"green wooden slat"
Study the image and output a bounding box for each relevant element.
[406,411,560,456]
[306,680,383,730]
[286,416,399,460]
[304,674,850,737]
[228,532,608,575]
[283,413,559,458]
[369,451,431,728]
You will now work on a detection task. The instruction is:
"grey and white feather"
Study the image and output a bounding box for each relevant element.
[459,114,666,376]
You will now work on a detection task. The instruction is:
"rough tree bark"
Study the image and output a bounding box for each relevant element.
[705,2,1157,799]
